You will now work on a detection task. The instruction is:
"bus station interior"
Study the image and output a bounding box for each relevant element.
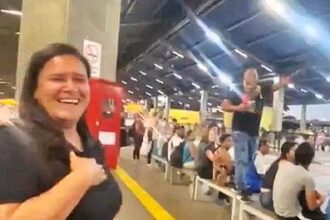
[1,0,330,219]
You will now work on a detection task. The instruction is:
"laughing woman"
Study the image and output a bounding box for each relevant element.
[0,43,122,220]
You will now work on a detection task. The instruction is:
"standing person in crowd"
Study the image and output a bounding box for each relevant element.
[259,141,296,210]
[213,134,234,186]
[182,130,197,169]
[221,68,290,200]
[0,43,121,219]
[167,126,185,161]
[273,142,325,220]
[196,126,218,179]
[254,139,271,177]
[131,114,145,160]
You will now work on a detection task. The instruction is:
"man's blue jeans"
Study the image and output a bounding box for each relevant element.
[232,131,257,193]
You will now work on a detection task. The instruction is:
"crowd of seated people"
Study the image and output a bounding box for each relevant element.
[131,113,330,219]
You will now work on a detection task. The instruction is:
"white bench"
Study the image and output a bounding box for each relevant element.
[239,202,277,220]
[150,155,170,181]
[193,175,239,220]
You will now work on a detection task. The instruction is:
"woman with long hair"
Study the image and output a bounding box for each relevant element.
[0,43,121,219]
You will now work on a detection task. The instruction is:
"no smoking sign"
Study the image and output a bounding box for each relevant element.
[83,39,102,78]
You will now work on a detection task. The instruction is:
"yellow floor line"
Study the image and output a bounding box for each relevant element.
[114,166,175,220]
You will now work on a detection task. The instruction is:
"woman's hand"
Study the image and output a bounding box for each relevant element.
[70,152,107,186]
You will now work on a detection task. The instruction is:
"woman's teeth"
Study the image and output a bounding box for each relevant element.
[59,99,79,105]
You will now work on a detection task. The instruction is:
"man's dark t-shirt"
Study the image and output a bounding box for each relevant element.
[227,86,272,137]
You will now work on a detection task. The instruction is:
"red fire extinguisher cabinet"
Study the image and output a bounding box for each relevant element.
[85,78,123,169]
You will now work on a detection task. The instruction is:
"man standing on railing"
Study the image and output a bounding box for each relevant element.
[221,68,289,201]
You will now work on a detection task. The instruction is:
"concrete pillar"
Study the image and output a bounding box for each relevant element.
[143,99,149,111]
[272,76,284,132]
[300,104,307,131]
[200,90,208,124]
[164,96,171,120]
[153,96,159,111]
[16,0,121,99]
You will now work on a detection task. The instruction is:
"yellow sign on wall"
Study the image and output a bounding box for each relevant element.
[0,99,17,107]
[169,109,200,124]
[124,103,142,113]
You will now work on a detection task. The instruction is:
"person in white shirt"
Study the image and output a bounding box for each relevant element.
[167,126,185,161]
[254,139,270,176]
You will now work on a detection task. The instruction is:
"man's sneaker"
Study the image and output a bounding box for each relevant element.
[239,194,251,203]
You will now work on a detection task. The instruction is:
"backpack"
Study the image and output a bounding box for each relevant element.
[170,141,185,168]
[244,154,262,194]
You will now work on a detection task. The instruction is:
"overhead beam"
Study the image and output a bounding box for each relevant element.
[120,20,162,28]
[152,0,168,18]
[123,0,138,17]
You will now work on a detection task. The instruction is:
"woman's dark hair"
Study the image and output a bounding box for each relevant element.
[279,141,296,160]
[295,142,315,169]
[219,133,231,143]
[19,43,92,154]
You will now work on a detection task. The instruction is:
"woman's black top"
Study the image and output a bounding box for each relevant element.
[0,121,122,220]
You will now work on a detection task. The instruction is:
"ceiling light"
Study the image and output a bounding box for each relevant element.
[188,97,193,100]
[261,64,273,72]
[12,86,16,90]
[300,88,307,93]
[130,77,138,82]
[0,81,7,85]
[288,83,295,89]
[315,93,323,99]
[264,0,286,14]
[326,77,330,82]
[154,63,163,70]
[234,49,248,59]
[192,82,201,89]
[205,29,221,43]
[146,92,152,96]
[15,32,20,35]
[212,85,218,89]
[138,71,147,76]
[158,90,164,95]
[214,92,220,96]
[121,80,127,85]
[185,104,191,108]
[128,90,134,94]
[0,9,22,16]
[178,102,183,105]
[173,73,182,80]
[197,63,208,72]
[172,51,184,59]
[304,24,319,39]
[135,87,140,91]
[208,102,212,106]
[156,79,164,84]
[220,75,232,86]
[0,92,4,95]
[146,84,153,89]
